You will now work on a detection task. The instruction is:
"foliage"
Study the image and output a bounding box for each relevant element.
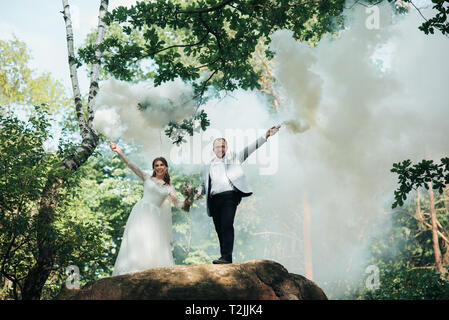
[367,191,449,299]
[164,109,210,145]
[327,187,449,300]
[389,0,449,35]
[362,262,449,300]
[93,0,345,89]
[79,0,346,143]
[0,105,55,299]
[418,0,449,35]
[0,106,110,299]
[0,37,70,115]
[391,157,449,208]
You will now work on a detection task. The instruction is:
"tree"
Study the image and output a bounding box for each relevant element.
[391,157,449,280]
[361,186,449,299]
[0,37,70,116]
[0,37,98,300]
[0,106,114,300]
[18,0,109,300]
[0,106,56,300]
[326,185,449,299]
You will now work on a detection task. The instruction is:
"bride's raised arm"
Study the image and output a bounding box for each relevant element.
[168,185,191,212]
[110,143,147,181]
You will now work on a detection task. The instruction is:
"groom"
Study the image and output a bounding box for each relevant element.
[195,126,279,264]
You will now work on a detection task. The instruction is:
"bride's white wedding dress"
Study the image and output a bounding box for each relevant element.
[112,167,183,276]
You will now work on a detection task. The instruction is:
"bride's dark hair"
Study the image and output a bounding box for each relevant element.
[152,157,170,185]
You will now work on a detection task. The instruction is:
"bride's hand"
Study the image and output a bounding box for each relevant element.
[110,143,120,153]
[194,193,203,200]
[182,198,192,212]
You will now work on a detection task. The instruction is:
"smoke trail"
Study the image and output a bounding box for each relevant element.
[93,78,197,161]
[269,29,323,135]
[182,2,448,298]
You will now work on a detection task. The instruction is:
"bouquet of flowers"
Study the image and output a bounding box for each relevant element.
[181,182,197,212]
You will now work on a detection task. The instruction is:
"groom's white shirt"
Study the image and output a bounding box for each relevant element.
[209,159,234,196]
[197,134,268,217]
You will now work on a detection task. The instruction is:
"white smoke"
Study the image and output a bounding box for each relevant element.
[182,2,448,298]
[261,2,449,295]
[93,78,197,161]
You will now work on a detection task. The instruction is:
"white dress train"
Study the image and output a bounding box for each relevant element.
[112,173,182,276]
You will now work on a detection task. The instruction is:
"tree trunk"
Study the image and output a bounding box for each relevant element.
[21,0,108,300]
[303,197,313,280]
[415,188,426,232]
[21,175,63,300]
[426,181,445,277]
[440,188,449,270]
[443,241,449,267]
[416,188,422,218]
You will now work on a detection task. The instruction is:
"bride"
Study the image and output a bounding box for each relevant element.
[109,143,191,276]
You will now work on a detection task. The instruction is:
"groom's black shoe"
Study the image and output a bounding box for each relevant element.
[212,258,232,264]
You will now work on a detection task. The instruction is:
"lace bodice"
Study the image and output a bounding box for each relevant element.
[142,175,171,207]
[126,160,183,210]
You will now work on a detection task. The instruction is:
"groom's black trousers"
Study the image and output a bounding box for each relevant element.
[209,191,242,262]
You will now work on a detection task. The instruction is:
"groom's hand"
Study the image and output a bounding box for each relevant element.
[266,126,279,139]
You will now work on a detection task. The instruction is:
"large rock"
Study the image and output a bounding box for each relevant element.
[57,259,327,300]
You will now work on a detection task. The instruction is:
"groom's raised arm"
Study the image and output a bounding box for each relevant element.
[237,135,268,164]
[237,126,279,164]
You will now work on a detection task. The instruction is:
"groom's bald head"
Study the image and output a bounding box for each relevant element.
[213,138,227,159]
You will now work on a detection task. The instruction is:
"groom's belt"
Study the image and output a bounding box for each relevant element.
[210,190,239,198]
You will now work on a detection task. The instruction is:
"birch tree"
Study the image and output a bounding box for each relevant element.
[21,0,109,300]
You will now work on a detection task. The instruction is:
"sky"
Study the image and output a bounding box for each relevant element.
[0,0,137,95]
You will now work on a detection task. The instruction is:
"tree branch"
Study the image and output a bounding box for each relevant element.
[1,235,16,277]
[191,68,218,107]
[427,181,445,276]
[198,12,226,75]
[344,0,383,9]
[146,33,209,57]
[61,0,86,135]
[397,209,449,245]
[409,0,428,22]
[198,13,223,54]
[86,0,109,129]
[175,0,234,14]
